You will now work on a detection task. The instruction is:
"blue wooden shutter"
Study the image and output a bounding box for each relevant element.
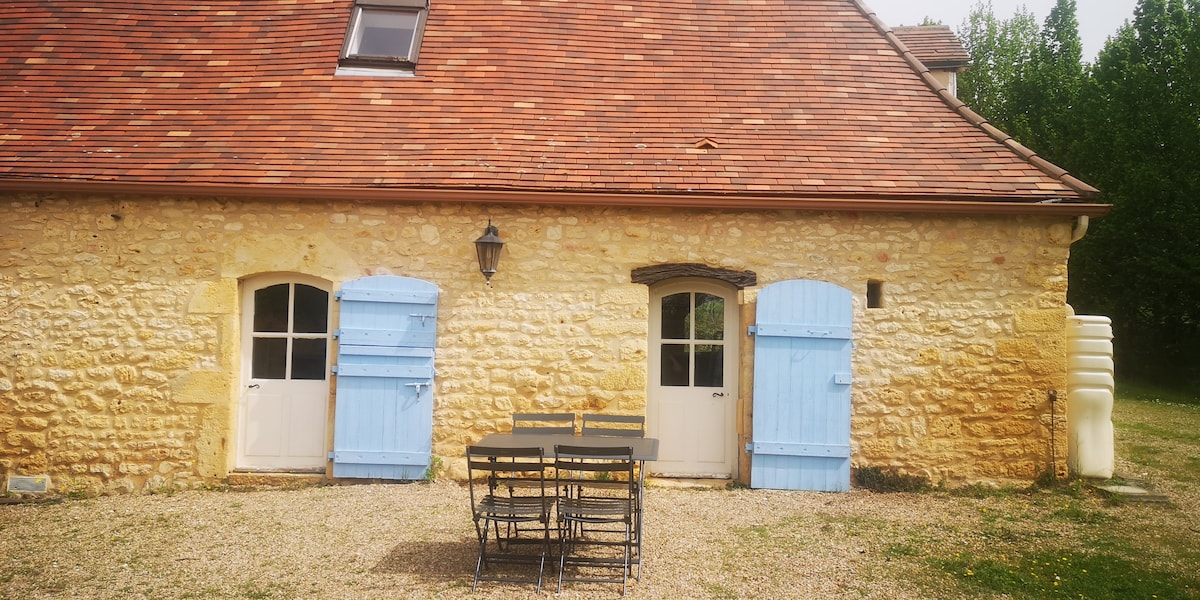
[331,275,437,480]
[749,280,853,492]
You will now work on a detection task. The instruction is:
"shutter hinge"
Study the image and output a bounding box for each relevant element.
[747,325,758,336]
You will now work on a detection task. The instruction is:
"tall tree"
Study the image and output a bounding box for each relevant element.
[1067,0,1200,382]
[957,1,1040,133]
[1010,0,1085,163]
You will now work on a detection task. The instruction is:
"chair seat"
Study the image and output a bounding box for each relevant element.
[558,496,633,521]
[477,494,555,520]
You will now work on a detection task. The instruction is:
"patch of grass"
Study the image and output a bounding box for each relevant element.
[1121,423,1200,446]
[180,588,227,599]
[1048,500,1112,526]
[238,580,295,599]
[936,548,1199,600]
[945,482,1021,499]
[699,581,741,599]
[423,455,444,482]
[883,542,922,559]
[1126,443,1165,468]
[1118,378,1200,406]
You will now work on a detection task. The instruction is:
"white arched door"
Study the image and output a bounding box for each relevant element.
[648,279,739,478]
[237,275,332,471]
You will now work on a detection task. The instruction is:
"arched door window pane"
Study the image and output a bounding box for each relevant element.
[250,283,330,380]
[658,291,726,387]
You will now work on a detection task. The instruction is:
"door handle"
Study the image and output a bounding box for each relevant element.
[248,384,260,389]
[712,392,726,397]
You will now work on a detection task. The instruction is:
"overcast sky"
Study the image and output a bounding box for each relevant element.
[866,0,1141,61]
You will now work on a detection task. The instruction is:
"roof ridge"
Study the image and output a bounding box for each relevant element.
[851,0,1100,200]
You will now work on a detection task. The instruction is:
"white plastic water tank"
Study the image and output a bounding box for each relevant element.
[1065,315,1115,479]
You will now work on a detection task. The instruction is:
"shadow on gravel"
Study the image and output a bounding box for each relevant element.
[372,538,478,581]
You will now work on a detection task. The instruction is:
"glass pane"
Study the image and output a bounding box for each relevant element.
[291,338,328,381]
[694,344,724,387]
[293,285,329,334]
[355,9,418,57]
[252,337,287,379]
[660,293,691,340]
[253,284,290,333]
[693,293,725,341]
[661,343,690,387]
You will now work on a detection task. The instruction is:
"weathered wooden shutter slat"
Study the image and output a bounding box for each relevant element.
[336,287,438,304]
[333,345,434,359]
[750,279,853,492]
[749,441,851,459]
[332,275,437,480]
[332,364,433,379]
[329,450,428,465]
[750,323,852,339]
[335,327,436,348]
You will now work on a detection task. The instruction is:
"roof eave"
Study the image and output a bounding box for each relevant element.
[854,0,1101,201]
[0,178,1113,217]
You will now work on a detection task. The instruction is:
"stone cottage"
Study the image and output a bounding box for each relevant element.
[0,0,1108,494]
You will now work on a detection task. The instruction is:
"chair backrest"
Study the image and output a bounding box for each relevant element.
[465,445,548,505]
[553,444,636,495]
[581,414,645,438]
[512,412,576,435]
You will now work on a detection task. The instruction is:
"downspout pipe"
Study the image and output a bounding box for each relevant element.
[1071,215,1090,243]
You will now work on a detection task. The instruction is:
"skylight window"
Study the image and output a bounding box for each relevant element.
[338,0,429,75]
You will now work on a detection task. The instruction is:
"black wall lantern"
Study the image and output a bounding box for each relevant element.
[474,220,504,284]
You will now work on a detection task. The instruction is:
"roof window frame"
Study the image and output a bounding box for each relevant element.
[337,0,430,75]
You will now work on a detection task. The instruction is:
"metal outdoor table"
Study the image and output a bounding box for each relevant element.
[472,432,659,462]
[471,431,658,580]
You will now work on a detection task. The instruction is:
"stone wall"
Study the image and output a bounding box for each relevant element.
[0,192,1074,493]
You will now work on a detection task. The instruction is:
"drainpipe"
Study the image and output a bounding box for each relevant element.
[1071,215,1090,243]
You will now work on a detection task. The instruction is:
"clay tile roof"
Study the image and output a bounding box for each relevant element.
[0,0,1101,207]
[892,25,972,71]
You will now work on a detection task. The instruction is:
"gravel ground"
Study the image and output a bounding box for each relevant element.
[0,481,968,600]
[1,475,1192,600]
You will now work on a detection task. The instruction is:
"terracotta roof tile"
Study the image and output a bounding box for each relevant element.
[0,0,1097,203]
[891,25,971,70]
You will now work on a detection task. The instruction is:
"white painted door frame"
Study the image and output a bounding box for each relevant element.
[236,274,332,472]
[647,278,739,478]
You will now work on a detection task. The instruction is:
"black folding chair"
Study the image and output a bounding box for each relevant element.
[581,414,646,576]
[512,412,576,435]
[554,444,638,595]
[581,414,645,438]
[466,445,555,593]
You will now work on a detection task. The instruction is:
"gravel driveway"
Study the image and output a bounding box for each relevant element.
[0,481,1005,599]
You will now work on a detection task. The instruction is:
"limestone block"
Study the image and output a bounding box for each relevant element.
[859,438,894,458]
[18,416,49,430]
[599,364,646,391]
[928,416,961,438]
[170,371,230,405]
[188,279,237,314]
[1014,309,1065,333]
[7,431,47,449]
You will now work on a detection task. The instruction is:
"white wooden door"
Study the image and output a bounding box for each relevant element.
[648,279,739,478]
[237,275,332,471]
